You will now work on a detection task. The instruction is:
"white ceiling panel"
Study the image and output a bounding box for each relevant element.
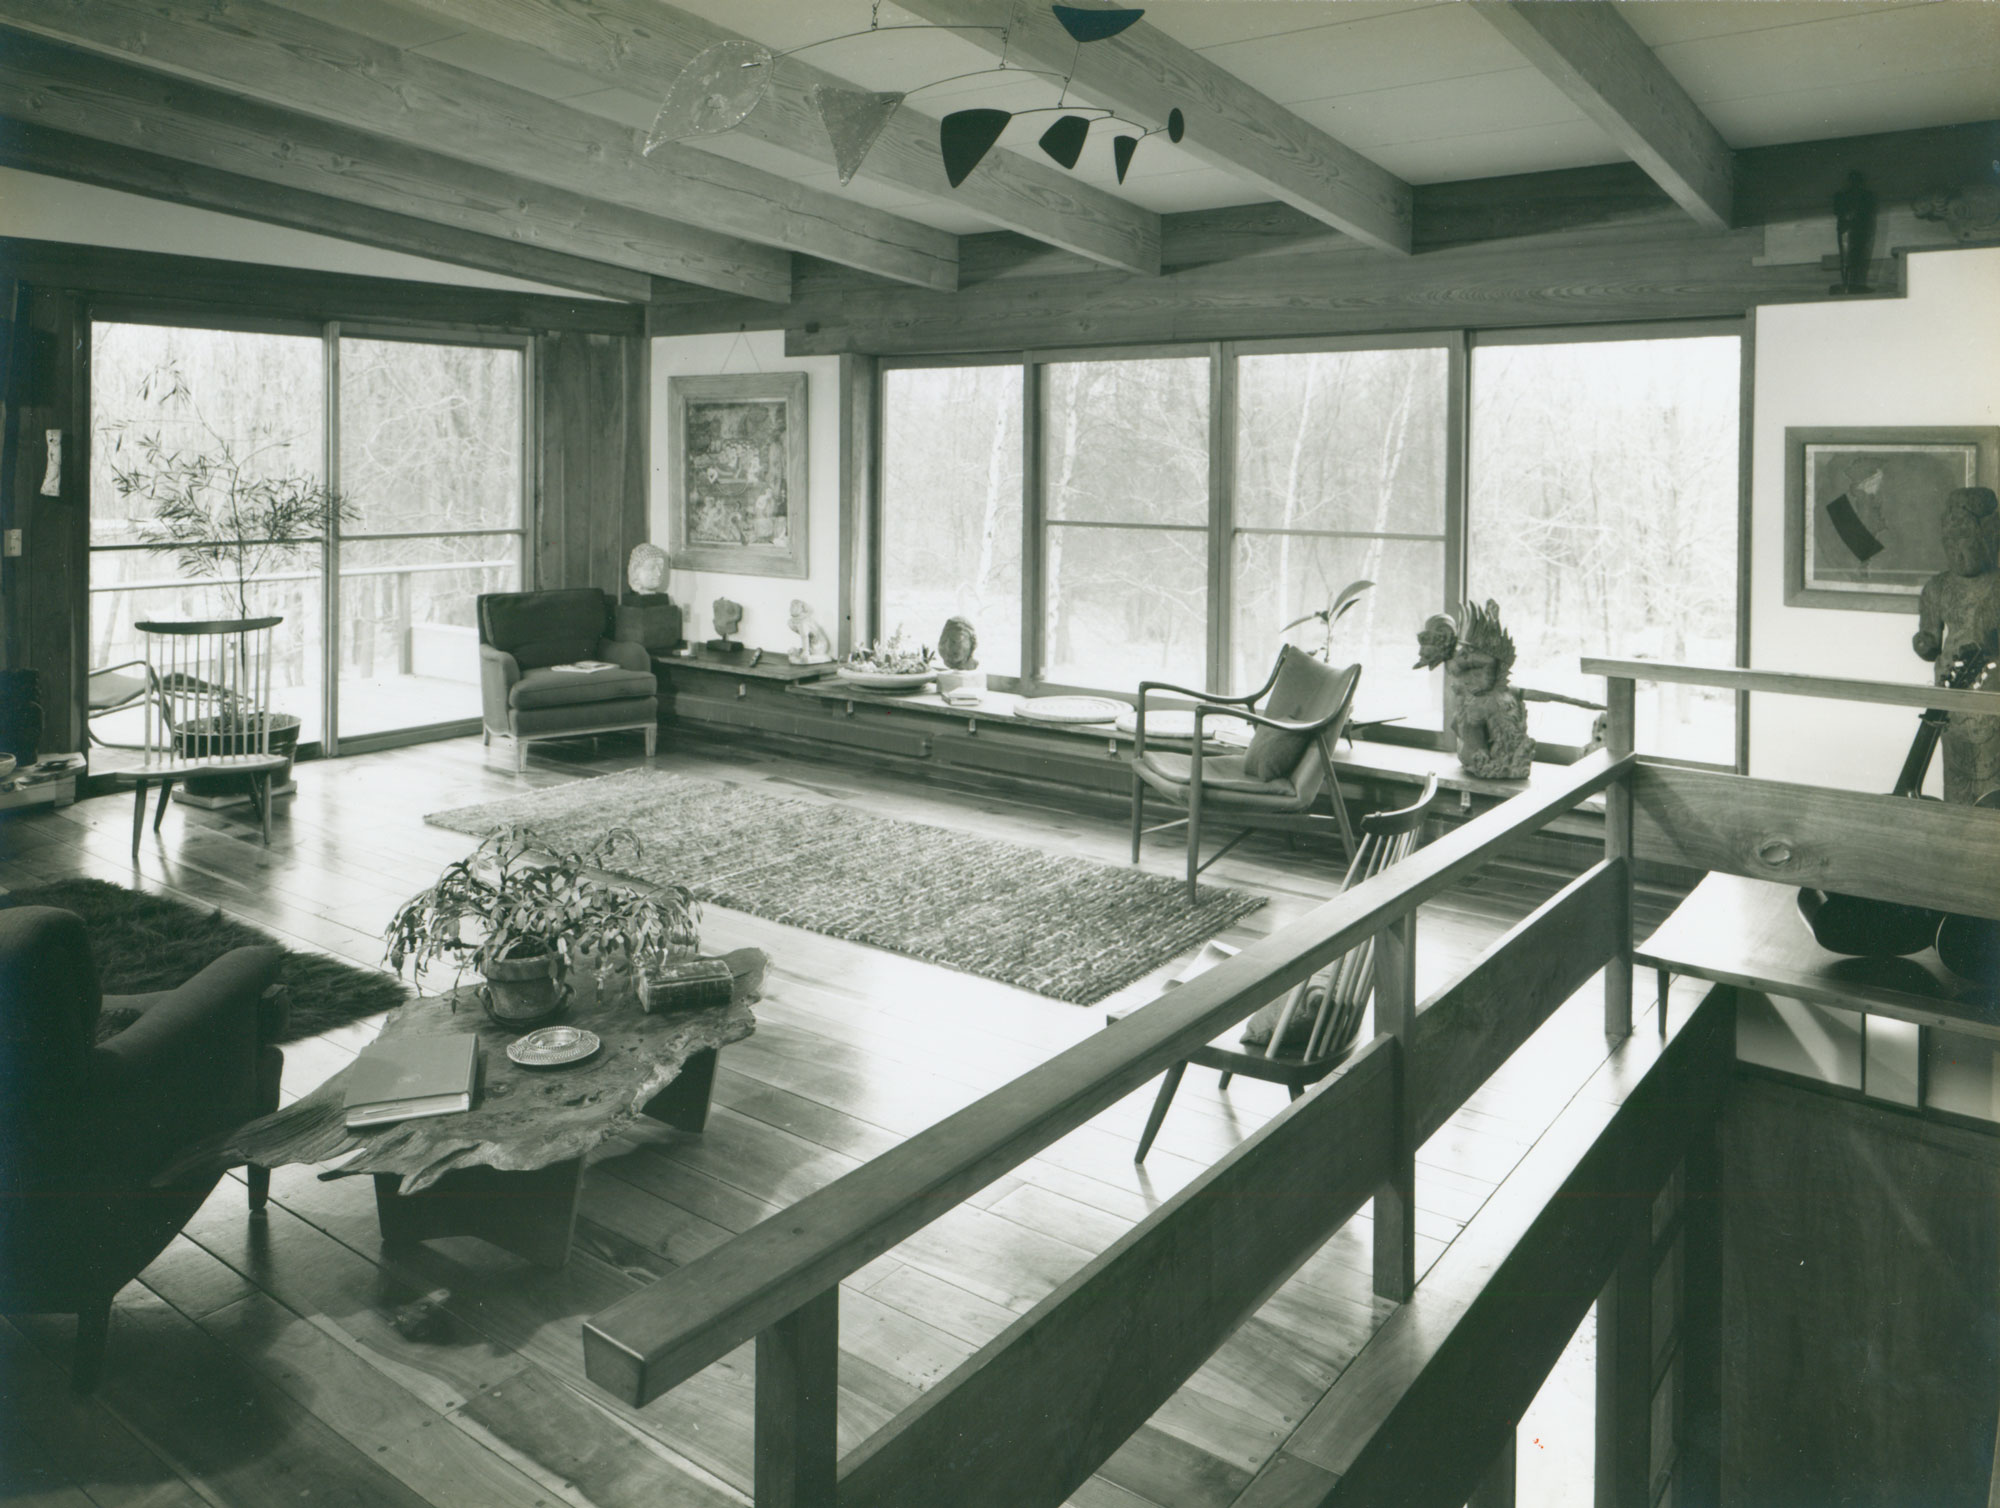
[1142,1,1432,53]
[1193,3,1543,103]
[1650,2,2000,106]
[1294,68,1591,150]
[1366,119,1629,185]
[1703,65,2000,147]
[1616,0,1925,48]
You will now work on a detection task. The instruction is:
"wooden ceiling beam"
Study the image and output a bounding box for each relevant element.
[352,0,1162,277]
[892,0,1413,256]
[0,0,958,294]
[0,34,694,304]
[1472,1,1733,231]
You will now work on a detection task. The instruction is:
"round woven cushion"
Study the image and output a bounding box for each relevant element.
[1015,696,1125,725]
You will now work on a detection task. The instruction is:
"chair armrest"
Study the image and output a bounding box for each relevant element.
[479,644,521,728]
[1194,704,1326,736]
[1137,678,1258,707]
[596,638,653,675]
[92,946,285,1160]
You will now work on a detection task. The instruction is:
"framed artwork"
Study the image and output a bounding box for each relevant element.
[667,373,809,578]
[1785,426,1999,612]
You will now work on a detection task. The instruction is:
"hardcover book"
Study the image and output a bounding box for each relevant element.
[343,1032,480,1129]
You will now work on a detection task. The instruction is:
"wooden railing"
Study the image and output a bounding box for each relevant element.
[583,726,1642,1505]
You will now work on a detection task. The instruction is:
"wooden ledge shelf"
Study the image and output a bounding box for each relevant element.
[1638,872,2000,1041]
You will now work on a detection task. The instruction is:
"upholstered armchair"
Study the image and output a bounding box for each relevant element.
[1130,647,1363,902]
[476,587,660,772]
[0,907,285,1390]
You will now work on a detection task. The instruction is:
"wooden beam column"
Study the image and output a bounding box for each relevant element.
[753,1289,839,1508]
[1372,911,1418,1303]
[1473,2,1734,230]
[1603,675,1635,1040]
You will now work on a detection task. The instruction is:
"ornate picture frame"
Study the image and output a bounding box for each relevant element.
[1785,425,2000,612]
[667,373,809,579]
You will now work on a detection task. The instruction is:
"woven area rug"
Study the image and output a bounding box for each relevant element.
[426,770,1265,1005]
[0,877,408,1043]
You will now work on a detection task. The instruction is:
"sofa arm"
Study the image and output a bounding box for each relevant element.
[597,637,652,675]
[480,644,521,729]
[92,946,284,1161]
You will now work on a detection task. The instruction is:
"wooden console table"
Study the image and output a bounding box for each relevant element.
[1637,873,2000,1041]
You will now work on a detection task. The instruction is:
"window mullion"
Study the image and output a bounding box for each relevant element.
[322,320,341,759]
[1021,356,1044,688]
[1209,341,1235,694]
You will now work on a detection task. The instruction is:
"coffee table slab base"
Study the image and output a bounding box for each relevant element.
[374,1158,584,1269]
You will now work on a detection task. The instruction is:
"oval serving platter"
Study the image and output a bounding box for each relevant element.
[507,1025,602,1069]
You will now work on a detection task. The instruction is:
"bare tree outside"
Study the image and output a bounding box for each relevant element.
[1470,337,1739,762]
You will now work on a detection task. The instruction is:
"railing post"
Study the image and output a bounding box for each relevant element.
[1604,675,1636,1039]
[754,1288,839,1508]
[1372,911,1417,1303]
[1468,1431,1516,1508]
[1594,1213,1653,1508]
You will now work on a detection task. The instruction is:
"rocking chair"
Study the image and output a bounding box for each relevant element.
[1129,775,1439,1163]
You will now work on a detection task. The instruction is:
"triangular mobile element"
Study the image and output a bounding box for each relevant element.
[941,108,1012,188]
[1167,107,1185,143]
[646,39,773,153]
[1038,113,1091,171]
[811,84,906,185]
[1112,134,1139,183]
[1053,5,1145,43]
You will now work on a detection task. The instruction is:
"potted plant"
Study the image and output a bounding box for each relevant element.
[107,365,352,793]
[384,824,701,1027]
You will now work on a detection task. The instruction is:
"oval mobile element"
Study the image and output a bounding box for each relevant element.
[1053,5,1145,43]
[645,40,773,152]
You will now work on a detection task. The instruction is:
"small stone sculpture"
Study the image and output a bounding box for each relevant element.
[709,597,743,653]
[787,598,834,664]
[627,542,670,597]
[1913,486,2000,803]
[938,616,979,671]
[1414,601,1535,780]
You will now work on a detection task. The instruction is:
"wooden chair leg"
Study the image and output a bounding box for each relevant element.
[71,1295,111,1394]
[515,737,527,774]
[130,780,149,858]
[255,774,272,846]
[1135,1061,1186,1163]
[247,1163,271,1214]
[152,778,175,832]
[1327,766,1358,858]
[1217,1071,1234,1090]
[1130,774,1144,863]
[644,725,658,758]
[1186,785,1203,905]
[482,726,491,746]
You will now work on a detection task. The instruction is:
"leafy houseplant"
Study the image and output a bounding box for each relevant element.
[384,824,701,1027]
[108,365,353,791]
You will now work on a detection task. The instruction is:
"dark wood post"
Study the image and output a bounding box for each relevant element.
[755,1287,840,1508]
[1468,1431,1516,1508]
[1603,675,1636,1039]
[1594,1211,1654,1508]
[1372,911,1417,1302]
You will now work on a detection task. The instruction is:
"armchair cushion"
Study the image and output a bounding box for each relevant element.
[596,637,653,675]
[477,588,609,671]
[508,664,657,711]
[1243,653,1358,781]
[1136,751,1297,798]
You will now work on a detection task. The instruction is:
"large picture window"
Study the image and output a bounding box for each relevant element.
[873,325,1743,765]
[879,364,1022,674]
[1043,357,1209,689]
[89,320,528,755]
[1469,334,1741,763]
[1234,346,1449,717]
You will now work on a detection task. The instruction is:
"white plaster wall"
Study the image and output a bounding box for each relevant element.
[0,167,590,296]
[648,331,841,653]
[1749,246,2000,791]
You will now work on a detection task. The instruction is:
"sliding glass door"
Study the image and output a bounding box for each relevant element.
[334,334,525,743]
[89,319,529,757]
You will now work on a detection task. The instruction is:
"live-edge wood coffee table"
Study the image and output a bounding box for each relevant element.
[185,950,762,1268]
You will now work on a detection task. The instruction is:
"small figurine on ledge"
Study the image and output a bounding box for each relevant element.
[707,597,744,655]
[936,614,984,695]
[787,599,835,664]
[1912,485,2000,803]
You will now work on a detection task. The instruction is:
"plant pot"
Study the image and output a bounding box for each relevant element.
[180,713,302,797]
[478,950,569,1028]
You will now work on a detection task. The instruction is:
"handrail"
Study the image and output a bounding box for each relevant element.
[583,748,1631,1406]
[1581,657,2000,719]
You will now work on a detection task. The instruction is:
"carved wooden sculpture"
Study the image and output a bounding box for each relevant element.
[1913,486,2000,804]
[1415,601,1535,780]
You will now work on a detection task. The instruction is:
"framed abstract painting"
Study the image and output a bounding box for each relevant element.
[1785,426,1999,611]
[667,373,809,578]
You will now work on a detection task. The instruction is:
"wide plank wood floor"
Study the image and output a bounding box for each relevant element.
[0,732,1688,1508]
